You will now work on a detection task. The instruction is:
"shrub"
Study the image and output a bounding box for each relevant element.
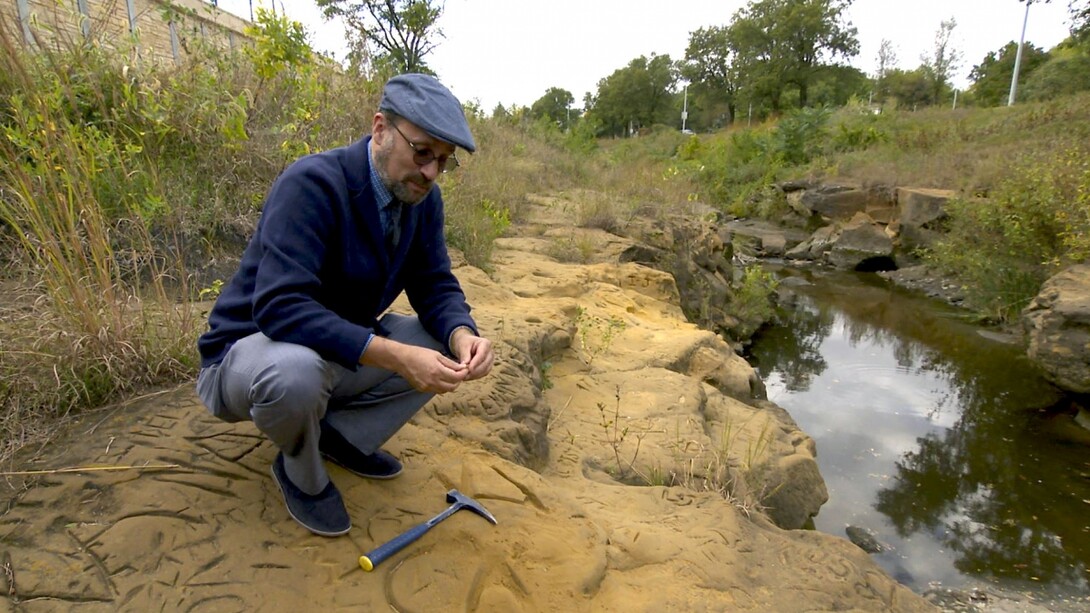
[1024,52,1090,102]
[730,266,780,338]
[770,106,830,165]
[442,195,510,272]
[926,145,1090,322]
[682,109,831,216]
[831,114,889,152]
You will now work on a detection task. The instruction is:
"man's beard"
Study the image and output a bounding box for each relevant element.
[373,138,432,205]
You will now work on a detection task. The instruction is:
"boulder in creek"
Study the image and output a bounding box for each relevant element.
[846,525,891,554]
[798,183,895,222]
[827,212,895,270]
[785,224,840,261]
[896,187,956,252]
[1022,264,1090,395]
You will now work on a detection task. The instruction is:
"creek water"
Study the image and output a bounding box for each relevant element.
[745,265,1090,610]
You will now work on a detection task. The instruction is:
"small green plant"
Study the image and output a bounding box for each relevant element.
[740,416,774,471]
[664,419,740,511]
[643,464,671,487]
[676,134,702,161]
[596,386,648,483]
[198,279,225,301]
[749,184,793,221]
[832,120,888,152]
[770,106,831,165]
[538,360,554,391]
[575,307,626,365]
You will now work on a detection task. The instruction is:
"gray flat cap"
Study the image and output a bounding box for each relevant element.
[379,73,476,153]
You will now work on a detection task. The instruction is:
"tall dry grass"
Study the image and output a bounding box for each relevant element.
[0,9,385,463]
[0,30,200,462]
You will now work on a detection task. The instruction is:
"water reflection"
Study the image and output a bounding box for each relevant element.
[747,267,1090,600]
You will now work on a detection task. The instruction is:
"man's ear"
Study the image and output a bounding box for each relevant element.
[371,112,387,140]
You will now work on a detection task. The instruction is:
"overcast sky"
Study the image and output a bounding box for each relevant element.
[217,0,1076,111]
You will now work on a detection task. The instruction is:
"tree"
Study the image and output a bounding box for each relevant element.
[244,8,312,82]
[316,0,443,74]
[806,65,870,106]
[681,25,740,125]
[920,17,962,105]
[586,54,677,137]
[490,103,510,122]
[1074,1,1090,43]
[1023,47,1090,100]
[883,67,932,110]
[969,41,1050,106]
[874,38,897,101]
[724,12,786,113]
[1007,1,1090,101]
[529,87,575,128]
[726,0,859,111]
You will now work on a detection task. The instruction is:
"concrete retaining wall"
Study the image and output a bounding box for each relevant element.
[1,0,250,64]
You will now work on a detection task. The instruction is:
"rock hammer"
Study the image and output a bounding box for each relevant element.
[359,489,498,571]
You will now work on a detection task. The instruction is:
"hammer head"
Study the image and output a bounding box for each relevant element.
[446,489,498,525]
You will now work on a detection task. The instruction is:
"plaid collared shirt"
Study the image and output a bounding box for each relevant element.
[366,143,400,243]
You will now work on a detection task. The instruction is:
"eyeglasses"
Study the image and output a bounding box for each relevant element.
[388,121,460,174]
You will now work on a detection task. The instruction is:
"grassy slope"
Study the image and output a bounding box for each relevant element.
[828,94,1090,195]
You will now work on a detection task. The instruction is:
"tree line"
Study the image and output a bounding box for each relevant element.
[319,0,1090,137]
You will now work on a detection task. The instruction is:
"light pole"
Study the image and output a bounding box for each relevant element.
[1008,1,1031,106]
[681,85,689,132]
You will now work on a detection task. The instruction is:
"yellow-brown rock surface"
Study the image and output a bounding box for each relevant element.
[0,194,933,611]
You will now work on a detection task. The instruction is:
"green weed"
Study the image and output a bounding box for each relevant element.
[574,307,626,365]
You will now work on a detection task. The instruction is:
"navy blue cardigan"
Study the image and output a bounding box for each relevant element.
[198,136,477,369]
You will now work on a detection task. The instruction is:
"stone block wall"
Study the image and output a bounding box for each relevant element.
[1,0,250,65]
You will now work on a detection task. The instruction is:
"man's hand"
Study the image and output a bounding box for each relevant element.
[362,336,468,393]
[450,328,494,381]
[399,345,469,393]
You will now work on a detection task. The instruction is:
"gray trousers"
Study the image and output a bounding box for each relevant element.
[196,313,442,495]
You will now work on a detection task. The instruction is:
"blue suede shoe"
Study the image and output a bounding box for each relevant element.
[270,452,351,537]
[320,421,403,480]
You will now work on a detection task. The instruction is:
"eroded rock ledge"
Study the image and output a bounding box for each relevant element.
[0,193,934,611]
